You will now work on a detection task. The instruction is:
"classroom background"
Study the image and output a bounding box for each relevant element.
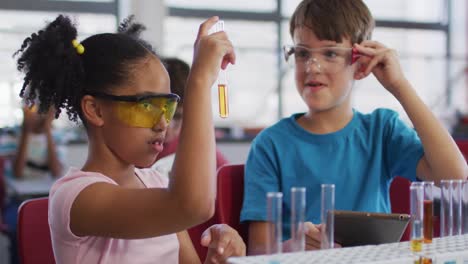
[0,1,467,263]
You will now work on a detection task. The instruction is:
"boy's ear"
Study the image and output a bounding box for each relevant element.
[81,95,105,126]
[353,62,365,80]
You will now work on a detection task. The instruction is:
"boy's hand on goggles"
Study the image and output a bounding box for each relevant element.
[191,16,236,88]
[353,41,407,96]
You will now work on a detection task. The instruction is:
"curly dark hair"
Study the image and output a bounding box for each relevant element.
[14,15,157,123]
[162,58,190,104]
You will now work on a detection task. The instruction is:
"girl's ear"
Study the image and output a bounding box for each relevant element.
[81,95,105,126]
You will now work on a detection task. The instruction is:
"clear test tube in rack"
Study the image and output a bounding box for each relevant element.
[214,20,229,118]
[410,182,424,252]
[320,184,335,249]
[452,180,463,235]
[440,180,453,237]
[423,181,434,243]
[290,187,306,252]
[266,192,283,254]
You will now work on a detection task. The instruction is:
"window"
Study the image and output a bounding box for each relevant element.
[164,17,278,126]
[0,10,116,127]
[165,0,276,12]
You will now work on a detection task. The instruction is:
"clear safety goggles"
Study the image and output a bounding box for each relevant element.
[283,45,360,74]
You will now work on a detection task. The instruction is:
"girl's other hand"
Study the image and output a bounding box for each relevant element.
[201,224,246,264]
[190,16,236,89]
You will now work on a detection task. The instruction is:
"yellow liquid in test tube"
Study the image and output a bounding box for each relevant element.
[410,238,422,252]
[218,84,229,118]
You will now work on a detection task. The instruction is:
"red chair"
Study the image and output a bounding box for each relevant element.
[389,177,441,241]
[16,196,214,264]
[17,197,55,264]
[455,139,468,161]
[215,164,249,248]
[187,165,250,262]
[390,176,412,241]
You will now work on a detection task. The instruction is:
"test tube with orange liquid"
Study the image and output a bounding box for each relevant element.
[215,20,229,118]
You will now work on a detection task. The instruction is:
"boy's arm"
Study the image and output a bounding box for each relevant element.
[354,41,467,183]
[391,80,467,183]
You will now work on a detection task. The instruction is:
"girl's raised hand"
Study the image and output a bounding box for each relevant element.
[190,16,236,89]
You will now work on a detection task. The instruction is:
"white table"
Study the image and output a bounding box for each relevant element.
[228,234,468,264]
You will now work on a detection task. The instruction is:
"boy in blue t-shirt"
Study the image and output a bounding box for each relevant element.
[240,0,468,254]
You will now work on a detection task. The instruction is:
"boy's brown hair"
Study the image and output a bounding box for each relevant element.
[290,0,375,44]
[162,57,190,104]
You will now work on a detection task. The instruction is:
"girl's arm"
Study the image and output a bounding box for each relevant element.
[69,17,236,239]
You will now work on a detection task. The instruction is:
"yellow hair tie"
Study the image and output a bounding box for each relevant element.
[72,39,85,55]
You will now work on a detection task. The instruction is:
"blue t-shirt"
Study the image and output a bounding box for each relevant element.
[240,108,424,240]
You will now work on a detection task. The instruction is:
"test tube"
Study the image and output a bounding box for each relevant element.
[410,183,424,252]
[320,184,335,249]
[218,71,229,118]
[440,180,453,237]
[215,20,229,118]
[422,181,434,243]
[290,187,306,252]
[452,180,463,235]
[463,180,468,235]
[266,192,283,254]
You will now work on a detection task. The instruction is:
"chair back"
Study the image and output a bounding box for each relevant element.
[455,139,468,161]
[18,197,55,264]
[390,176,412,241]
[216,164,249,247]
[390,176,441,241]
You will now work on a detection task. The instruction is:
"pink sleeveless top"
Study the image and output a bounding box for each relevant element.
[48,168,179,264]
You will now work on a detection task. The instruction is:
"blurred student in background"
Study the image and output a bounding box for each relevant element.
[13,105,63,179]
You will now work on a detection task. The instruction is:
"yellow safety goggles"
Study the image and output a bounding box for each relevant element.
[89,91,180,128]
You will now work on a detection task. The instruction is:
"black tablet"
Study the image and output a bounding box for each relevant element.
[332,210,411,247]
